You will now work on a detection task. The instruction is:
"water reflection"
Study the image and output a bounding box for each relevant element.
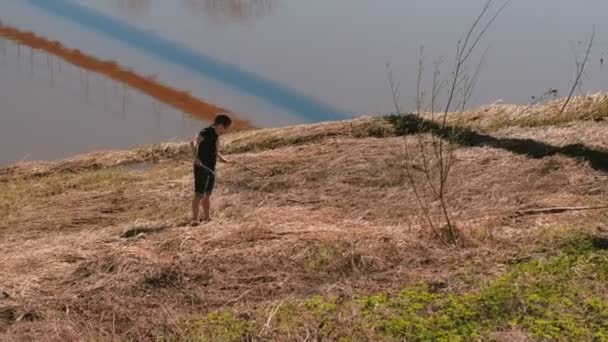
[27,0,350,122]
[10,0,608,125]
[0,38,205,165]
[181,0,275,24]
[115,0,150,16]
[0,38,170,125]
[0,37,6,64]
[8,42,94,112]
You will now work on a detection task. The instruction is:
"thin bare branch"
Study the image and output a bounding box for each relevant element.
[459,0,494,66]
[461,0,511,64]
[514,205,608,217]
[442,0,492,122]
[462,46,490,112]
[430,57,444,119]
[444,0,509,124]
[560,27,595,115]
[403,141,450,246]
[386,63,401,115]
[416,46,425,117]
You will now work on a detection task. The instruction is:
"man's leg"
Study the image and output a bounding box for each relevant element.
[201,194,211,221]
[192,193,203,224]
[201,169,215,222]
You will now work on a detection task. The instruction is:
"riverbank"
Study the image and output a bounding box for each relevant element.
[1,95,608,340]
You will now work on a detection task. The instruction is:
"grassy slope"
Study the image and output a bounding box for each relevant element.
[169,235,608,342]
[1,95,608,341]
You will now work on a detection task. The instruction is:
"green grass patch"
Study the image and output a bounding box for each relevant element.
[161,312,252,342]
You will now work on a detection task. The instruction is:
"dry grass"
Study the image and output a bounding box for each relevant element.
[1,94,604,183]
[222,117,393,154]
[1,95,608,340]
[454,93,608,131]
[223,93,608,155]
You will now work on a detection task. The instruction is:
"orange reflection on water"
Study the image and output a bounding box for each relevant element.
[0,23,253,130]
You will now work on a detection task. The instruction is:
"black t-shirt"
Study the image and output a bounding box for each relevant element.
[197,127,219,170]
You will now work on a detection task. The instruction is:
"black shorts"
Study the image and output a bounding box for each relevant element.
[194,165,215,195]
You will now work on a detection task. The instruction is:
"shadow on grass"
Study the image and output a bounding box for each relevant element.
[120,226,168,239]
[386,114,608,173]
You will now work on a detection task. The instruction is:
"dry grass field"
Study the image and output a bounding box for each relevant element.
[1,95,608,341]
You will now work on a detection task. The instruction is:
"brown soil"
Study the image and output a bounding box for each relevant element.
[0,24,253,130]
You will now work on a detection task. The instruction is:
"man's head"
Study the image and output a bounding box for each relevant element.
[213,114,232,135]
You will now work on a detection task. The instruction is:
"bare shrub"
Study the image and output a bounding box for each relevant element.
[388,0,510,247]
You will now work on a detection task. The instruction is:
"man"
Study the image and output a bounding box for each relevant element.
[190,114,232,225]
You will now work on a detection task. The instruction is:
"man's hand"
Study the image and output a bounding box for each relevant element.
[190,134,198,150]
[218,153,230,164]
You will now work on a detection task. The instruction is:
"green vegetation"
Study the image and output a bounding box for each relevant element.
[167,235,608,341]
[294,241,353,273]
[161,312,251,342]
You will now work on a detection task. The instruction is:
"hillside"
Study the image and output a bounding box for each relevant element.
[1,95,608,341]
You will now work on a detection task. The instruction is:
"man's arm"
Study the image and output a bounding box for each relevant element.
[218,152,230,163]
[216,139,230,163]
[190,134,202,159]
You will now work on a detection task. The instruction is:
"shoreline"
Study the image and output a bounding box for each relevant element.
[1,92,607,168]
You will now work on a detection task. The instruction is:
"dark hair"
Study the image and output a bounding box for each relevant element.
[214,114,232,127]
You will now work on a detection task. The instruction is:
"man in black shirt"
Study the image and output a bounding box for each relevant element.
[190,114,232,225]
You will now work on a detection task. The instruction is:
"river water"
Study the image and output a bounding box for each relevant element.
[1,0,607,165]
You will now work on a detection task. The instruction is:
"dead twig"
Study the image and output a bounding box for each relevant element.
[284,198,323,205]
[514,204,608,217]
[232,161,267,178]
[260,300,283,335]
[222,289,252,307]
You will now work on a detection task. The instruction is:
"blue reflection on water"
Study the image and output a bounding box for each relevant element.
[27,0,352,122]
